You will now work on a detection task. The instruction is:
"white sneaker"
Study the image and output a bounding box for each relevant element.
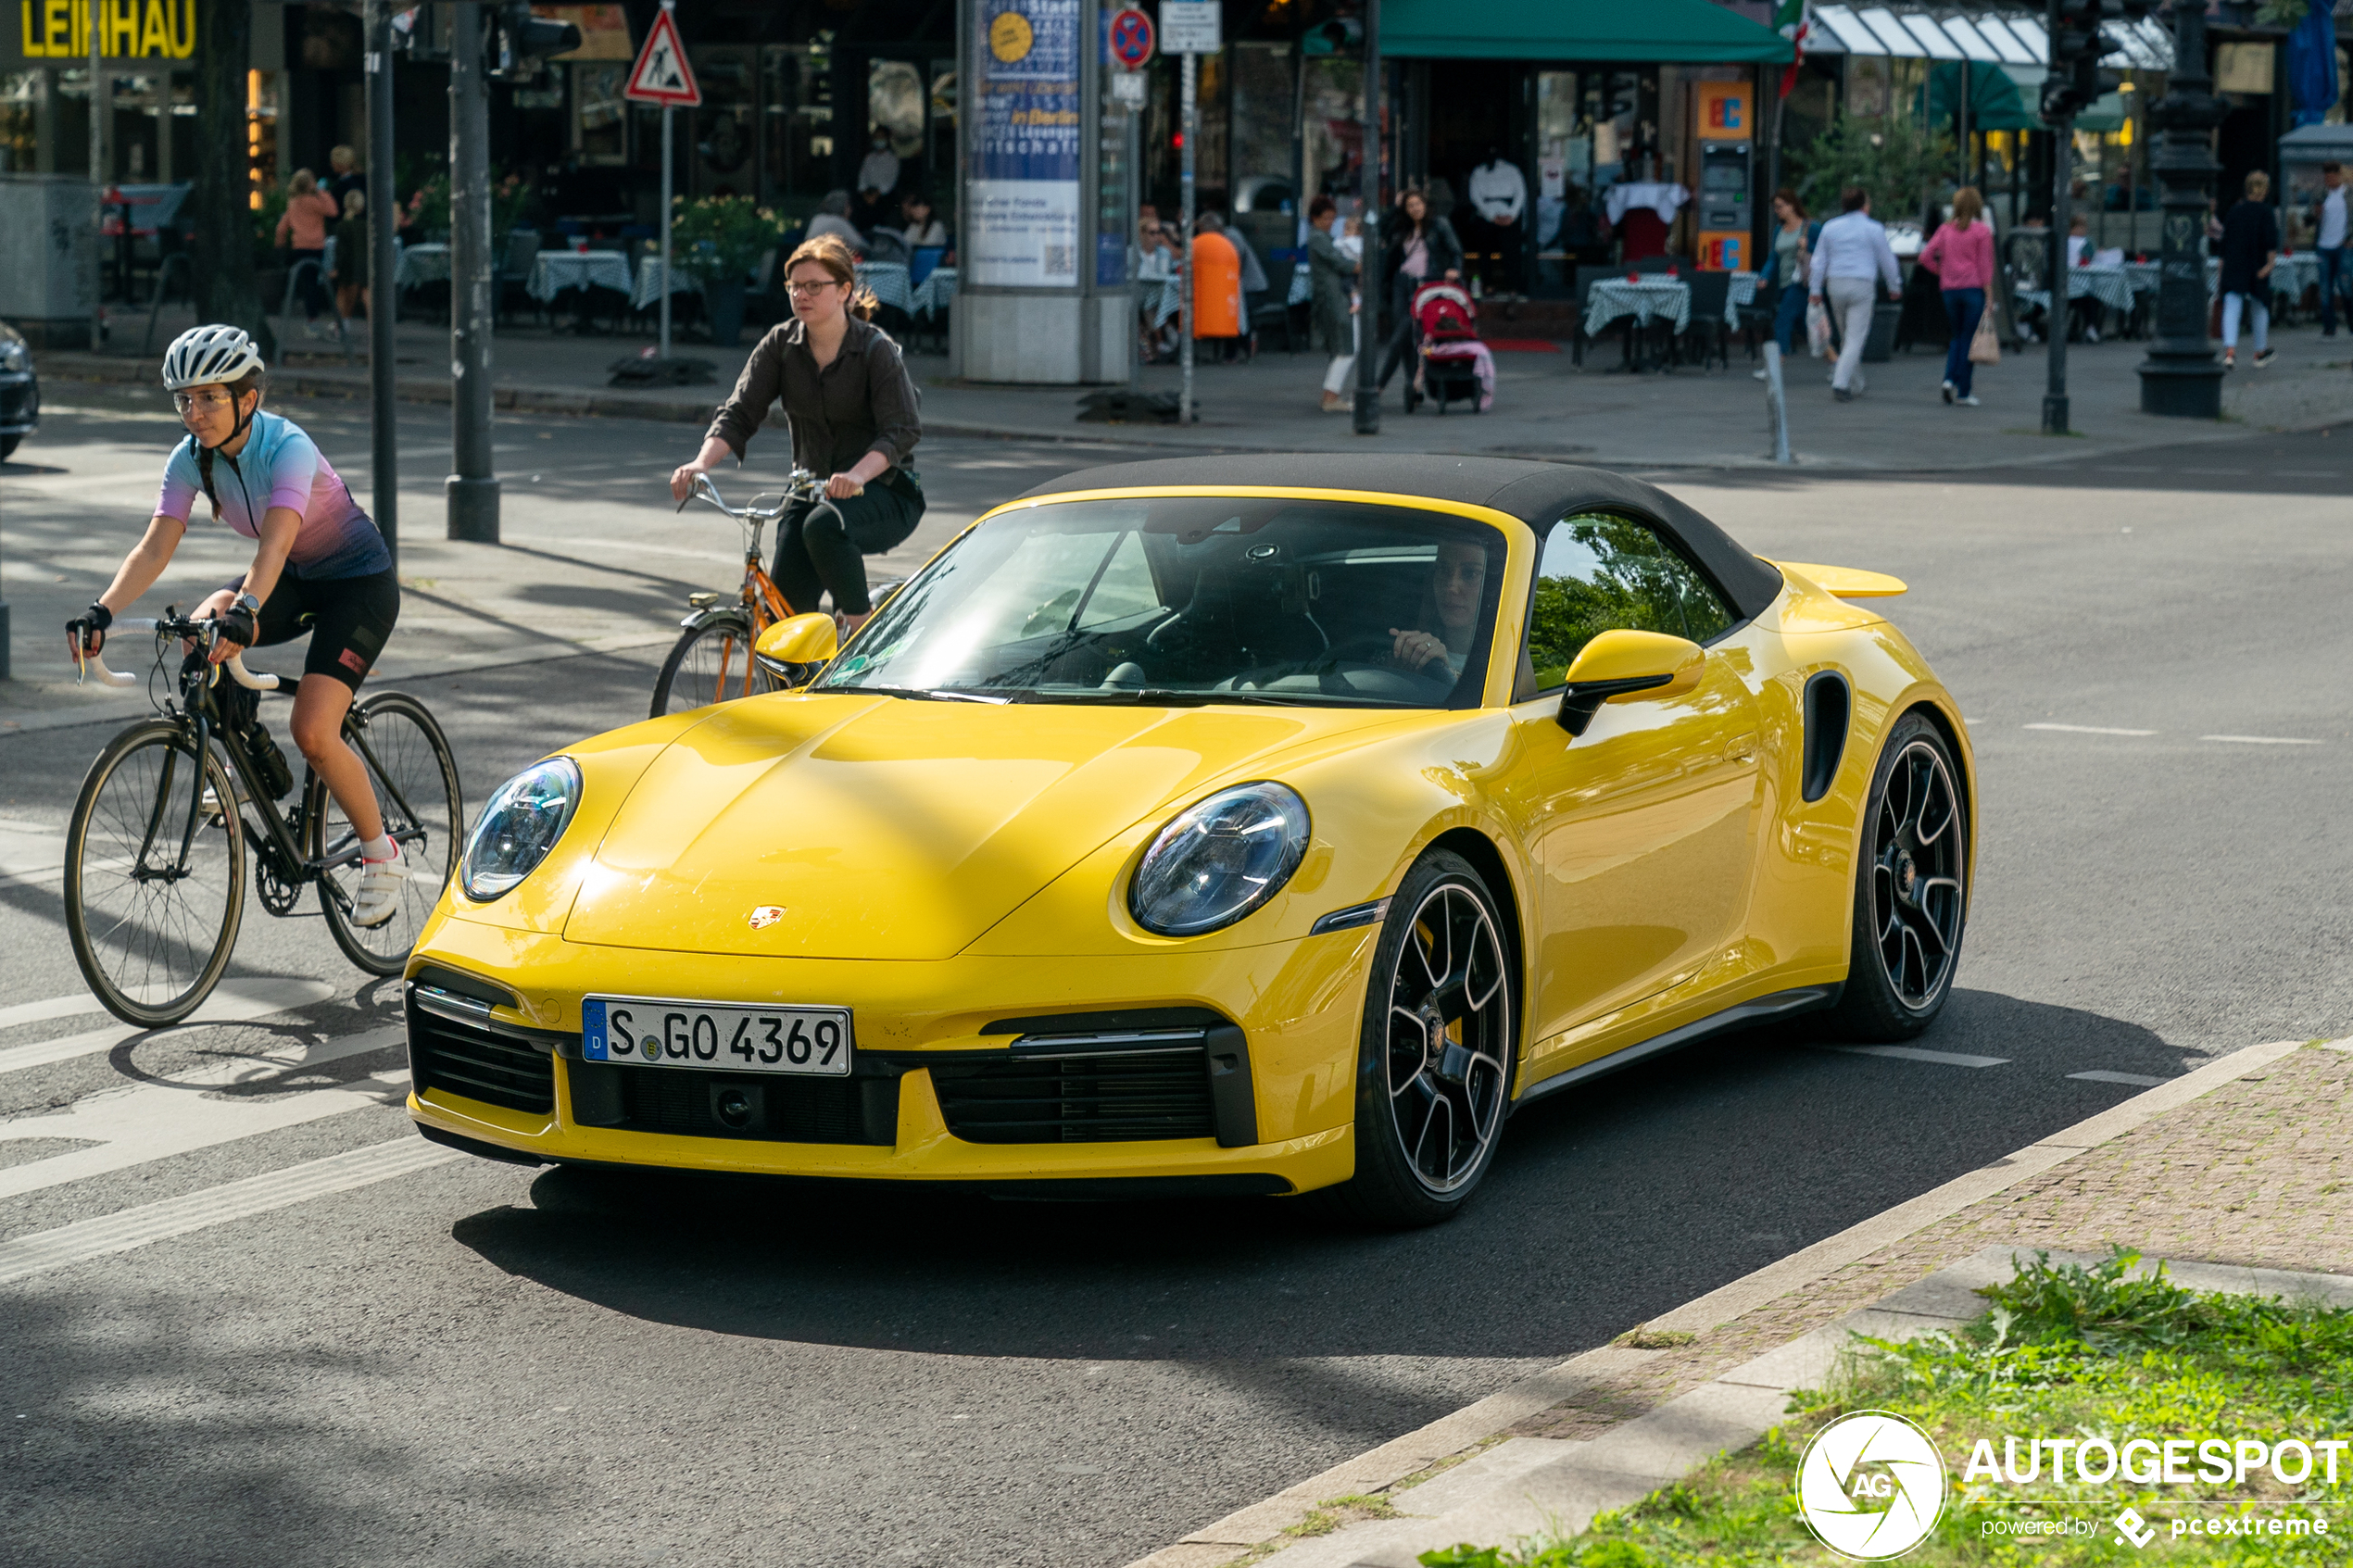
[351,843,410,929]
[2086,326,2101,344]
[1753,368,1769,381]
[1957,394,1981,407]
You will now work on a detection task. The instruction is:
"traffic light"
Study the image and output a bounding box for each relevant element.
[2040,0,2133,124]
[490,1,581,81]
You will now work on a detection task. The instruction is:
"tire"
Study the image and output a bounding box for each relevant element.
[311,691,463,978]
[1325,848,1516,1228]
[65,721,245,1027]
[1826,712,1969,1041]
[650,616,777,720]
[0,434,19,461]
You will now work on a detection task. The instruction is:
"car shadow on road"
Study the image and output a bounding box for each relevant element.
[449,988,2181,1366]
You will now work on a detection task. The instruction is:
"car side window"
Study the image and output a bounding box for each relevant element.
[1524,512,1737,690]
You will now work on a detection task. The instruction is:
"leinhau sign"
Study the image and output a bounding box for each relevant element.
[16,0,198,59]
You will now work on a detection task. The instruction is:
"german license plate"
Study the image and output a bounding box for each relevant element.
[580,996,852,1076]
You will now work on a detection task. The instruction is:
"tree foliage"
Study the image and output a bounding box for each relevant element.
[1791,113,1957,222]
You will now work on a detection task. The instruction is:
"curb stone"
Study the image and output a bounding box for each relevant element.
[1126,1034,2328,1568]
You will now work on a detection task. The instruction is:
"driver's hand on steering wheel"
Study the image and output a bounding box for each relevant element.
[1390,627,1448,671]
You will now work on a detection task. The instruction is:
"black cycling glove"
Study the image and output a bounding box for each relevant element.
[214,603,258,650]
[66,602,111,656]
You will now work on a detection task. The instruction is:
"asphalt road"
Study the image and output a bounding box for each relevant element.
[1,399,2347,1568]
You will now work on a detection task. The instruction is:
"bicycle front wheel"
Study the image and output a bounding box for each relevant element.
[651,615,777,719]
[311,690,464,977]
[65,721,246,1027]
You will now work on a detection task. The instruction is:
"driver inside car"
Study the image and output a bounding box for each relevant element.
[1388,538,1488,677]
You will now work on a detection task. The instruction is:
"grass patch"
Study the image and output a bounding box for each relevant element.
[1615,1325,1698,1349]
[1418,1249,2353,1567]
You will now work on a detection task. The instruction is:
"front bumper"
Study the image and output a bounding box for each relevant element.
[402,914,1374,1194]
[0,371,36,436]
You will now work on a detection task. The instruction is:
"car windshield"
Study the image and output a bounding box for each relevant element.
[816,495,1509,708]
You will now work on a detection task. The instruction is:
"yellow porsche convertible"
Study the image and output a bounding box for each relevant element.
[405,456,1972,1225]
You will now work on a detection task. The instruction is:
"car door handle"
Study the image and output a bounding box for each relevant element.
[1725,734,1759,765]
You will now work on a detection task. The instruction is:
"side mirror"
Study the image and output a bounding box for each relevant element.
[752,612,839,686]
[1555,629,1705,736]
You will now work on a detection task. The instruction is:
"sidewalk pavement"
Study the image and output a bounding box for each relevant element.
[52,304,2353,472]
[1137,1035,2353,1568]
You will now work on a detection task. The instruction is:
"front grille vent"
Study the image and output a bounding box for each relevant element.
[406,993,558,1116]
[931,1038,1217,1144]
[571,1063,897,1146]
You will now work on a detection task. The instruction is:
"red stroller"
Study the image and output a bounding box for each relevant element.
[1411,280,1492,414]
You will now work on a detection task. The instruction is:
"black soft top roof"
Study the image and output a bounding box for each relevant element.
[1016,454,1785,619]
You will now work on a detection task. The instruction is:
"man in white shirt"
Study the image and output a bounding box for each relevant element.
[1807,185,1904,400]
[1466,150,1528,295]
[2316,162,2348,337]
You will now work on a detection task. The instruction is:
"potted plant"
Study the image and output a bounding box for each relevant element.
[670,194,783,346]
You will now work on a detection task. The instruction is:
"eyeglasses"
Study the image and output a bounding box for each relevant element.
[172,390,235,415]
[786,279,847,297]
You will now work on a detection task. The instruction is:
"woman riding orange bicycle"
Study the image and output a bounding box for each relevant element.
[667,234,925,636]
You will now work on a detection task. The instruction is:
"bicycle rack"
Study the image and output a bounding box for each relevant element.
[141,253,193,358]
[277,259,359,366]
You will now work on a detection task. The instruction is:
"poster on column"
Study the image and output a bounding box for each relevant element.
[969,0,1081,288]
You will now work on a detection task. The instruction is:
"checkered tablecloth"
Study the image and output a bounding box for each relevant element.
[529,250,632,304]
[1725,270,1760,329]
[2271,252,2321,302]
[2014,266,2135,317]
[1151,274,1184,327]
[629,257,698,310]
[856,261,913,313]
[1584,278,1691,339]
[910,266,957,317]
[394,243,449,289]
[1287,264,1313,307]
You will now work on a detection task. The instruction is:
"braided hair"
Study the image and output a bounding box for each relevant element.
[186,371,264,520]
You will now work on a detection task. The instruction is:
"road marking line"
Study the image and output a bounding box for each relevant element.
[2068,1070,2171,1087]
[0,993,110,1032]
[2023,722,2158,736]
[2272,470,2341,477]
[0,1026,408,1201]
[0,1136,459,1286]
[1831,1045,2010,1068]
[2200,734,2324,746]
[0,977,340,1076]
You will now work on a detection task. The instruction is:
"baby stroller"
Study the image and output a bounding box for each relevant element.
[1411,280,1491,415]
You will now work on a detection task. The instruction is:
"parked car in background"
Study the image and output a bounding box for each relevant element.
[0,322,37,460]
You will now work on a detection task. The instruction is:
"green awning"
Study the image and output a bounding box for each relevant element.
[1926,61,2038,132]
[1381,0,1795,64]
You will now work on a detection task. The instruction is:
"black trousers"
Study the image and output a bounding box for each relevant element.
[771,482,924,617]
[1376,273,1423,390]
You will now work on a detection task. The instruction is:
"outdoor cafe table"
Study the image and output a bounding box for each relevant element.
[1725,270,1760,329]
[630,257,699,311]
[855,261,913,314]
[394,243,449,290]
[1583,277,1691,371]
[530,249,633,303]
[910,265,957,318]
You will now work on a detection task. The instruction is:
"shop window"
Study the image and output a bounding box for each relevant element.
[691,49,756,197]
[573,61,627,165]
[760,39,834,216]
[1,72,38,174]
[1300,56,1362,216]
[1228,42,1294,261]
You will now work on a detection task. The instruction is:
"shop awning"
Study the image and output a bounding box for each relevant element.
[1806,6,2172,70]
[1380,0,1793,64]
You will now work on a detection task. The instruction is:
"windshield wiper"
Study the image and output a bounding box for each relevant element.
[1011,687,1397,709]
[847,684,1013,704]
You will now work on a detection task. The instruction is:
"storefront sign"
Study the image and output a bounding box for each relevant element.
[1159,0,1215,55]
[12,0,196,60]
[534,4,632,63]
[970,0,1080,288]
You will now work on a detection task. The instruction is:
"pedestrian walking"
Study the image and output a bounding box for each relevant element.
[331,187,371,324]
[1306,194,1359,412]
[2219,169,2280,370]
[2311,162,2347,337]
[1807,185,1903,402]
[1376,187,1464,410]
[1919,186,1994,407]
[1756,189,1819,380]
[274,169,342,338]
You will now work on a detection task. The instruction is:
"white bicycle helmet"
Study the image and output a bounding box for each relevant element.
[161,324,267,391]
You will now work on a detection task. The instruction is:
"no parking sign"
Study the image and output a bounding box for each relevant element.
[1109,6,1154,69]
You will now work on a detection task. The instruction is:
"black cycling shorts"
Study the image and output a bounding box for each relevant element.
[220,567,400,692]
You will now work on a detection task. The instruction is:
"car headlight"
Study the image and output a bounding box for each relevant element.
[0,336,27,374]
[1129,782,1311,937]
[459,758,581,900]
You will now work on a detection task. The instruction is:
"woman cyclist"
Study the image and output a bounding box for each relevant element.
[668,233,924,635]
[63,323,409,927]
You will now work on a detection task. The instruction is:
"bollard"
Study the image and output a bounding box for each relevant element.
[1763,341,1793,465]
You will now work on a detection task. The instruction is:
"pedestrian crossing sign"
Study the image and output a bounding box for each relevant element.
[623,5,700,107]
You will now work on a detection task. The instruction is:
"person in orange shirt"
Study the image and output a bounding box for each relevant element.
[274,169,343,337]
[1190,213,1243,348]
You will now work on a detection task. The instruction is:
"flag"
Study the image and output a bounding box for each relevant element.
[1776,0,1811,100]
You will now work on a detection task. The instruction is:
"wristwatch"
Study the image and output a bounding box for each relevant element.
[231,592,262,616]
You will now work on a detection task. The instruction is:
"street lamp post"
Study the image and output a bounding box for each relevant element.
[2136,1,2227,418]
[1351,0,1381,435]
[447,0,500,543]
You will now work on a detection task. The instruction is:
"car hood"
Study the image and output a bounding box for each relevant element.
[562,693,1391,960]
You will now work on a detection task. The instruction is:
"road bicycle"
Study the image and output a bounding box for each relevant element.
[66,611,464,1026]
[649,470,836,719]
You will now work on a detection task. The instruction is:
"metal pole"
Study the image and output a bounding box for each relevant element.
[2044,107,2071,434]
[89,0,105,348]
[1179,49,1195,424]
[1351,0,1381,434]
[2136,0,2224,417]
[366,0,398,569]
[1763,339,1792,464]
[447,0,499,541]
[660,103,673,361]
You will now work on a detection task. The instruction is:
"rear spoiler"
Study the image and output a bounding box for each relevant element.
[1768,560,1907,598]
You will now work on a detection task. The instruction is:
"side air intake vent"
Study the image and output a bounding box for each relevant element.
[1801,670,1852,804]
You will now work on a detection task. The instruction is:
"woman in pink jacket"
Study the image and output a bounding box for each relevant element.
[1919,186,1994,406]
[273,169,342,336]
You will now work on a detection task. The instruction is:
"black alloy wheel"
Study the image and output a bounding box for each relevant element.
[1327,847,1515,1227]
[1829,712,1969,1040]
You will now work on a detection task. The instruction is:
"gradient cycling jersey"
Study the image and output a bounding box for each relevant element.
[155,411,391,580]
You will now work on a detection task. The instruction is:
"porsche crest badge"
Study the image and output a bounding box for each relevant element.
[749,906,786,930]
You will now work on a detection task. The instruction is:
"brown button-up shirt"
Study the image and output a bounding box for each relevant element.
[704,315,923,480]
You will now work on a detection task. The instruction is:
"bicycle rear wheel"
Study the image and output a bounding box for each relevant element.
[310,690,464,977]
[650,615,777,719]
[65,721,246,1026]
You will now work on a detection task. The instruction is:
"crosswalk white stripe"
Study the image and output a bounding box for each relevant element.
[0,1136,461,1286]
[1831,1045,2010,1068]
[0,977,338,1076]
[2068,1069,2171,1087]
[2022,722,2157,736]
[0,993,110,1032]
